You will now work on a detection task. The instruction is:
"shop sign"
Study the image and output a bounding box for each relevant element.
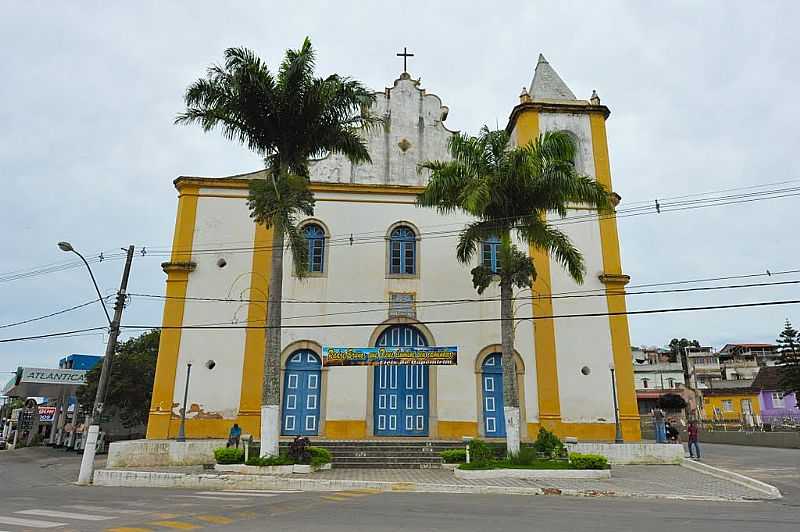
[38,406,57,423]
[322,346,458,367]
[18,367,87,385]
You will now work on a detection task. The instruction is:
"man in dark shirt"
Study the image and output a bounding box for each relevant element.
[687,419,700,459]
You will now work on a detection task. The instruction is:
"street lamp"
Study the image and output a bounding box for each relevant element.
[176,360,216,442]
[609,363,624,444]
[59,241,135,485]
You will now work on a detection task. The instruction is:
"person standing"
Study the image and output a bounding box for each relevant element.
[653,408,667,443]
[227,423,242,449]
[687,419,701,460]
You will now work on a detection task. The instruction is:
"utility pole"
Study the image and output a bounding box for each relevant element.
[76,245,134,485]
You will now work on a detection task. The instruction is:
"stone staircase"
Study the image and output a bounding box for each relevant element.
[279,440,463,469]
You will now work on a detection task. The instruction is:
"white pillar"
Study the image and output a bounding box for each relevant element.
[49,395,63,445]
[259,405,280,457]
[504,406,521,456]
[76,424,100,485]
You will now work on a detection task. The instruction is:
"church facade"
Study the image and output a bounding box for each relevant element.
[146,55,641,442]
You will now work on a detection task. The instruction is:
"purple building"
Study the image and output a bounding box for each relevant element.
[752,366,799,425]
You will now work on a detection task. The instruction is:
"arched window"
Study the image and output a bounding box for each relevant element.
[667,378,675,388]
[642,378,649,389]
[303,224,325,273]
[481,236,501,273]
[389,226,416,275]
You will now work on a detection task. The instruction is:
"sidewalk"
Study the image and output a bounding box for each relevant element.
[95,462,780,502]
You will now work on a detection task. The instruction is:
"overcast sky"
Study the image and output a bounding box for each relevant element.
[2,1,799,375]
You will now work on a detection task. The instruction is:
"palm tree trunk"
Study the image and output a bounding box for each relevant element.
[260,218,284,457]
[500,280,521,455]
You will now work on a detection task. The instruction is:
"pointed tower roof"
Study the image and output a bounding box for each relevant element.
[529,54,577,101]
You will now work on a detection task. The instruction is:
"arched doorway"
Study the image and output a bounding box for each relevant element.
[481,353,506,437]
[373,325,429,436]
[281,349,321,436]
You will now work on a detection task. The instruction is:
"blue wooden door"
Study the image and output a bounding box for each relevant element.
[282,350,321,436]
[482,353,506,437]
[374,326,429,436]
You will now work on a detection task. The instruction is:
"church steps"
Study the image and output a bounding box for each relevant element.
[278,439,464,469]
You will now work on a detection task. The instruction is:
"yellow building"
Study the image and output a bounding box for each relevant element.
[702,382,760,421]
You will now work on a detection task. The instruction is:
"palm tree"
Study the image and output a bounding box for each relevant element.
[176,39,377,456]
[418,127,611,454]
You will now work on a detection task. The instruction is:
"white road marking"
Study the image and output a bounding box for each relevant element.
[69,504,145,514]
[16,509,116,521]
[172,495,253,501]
[194,491,281,497]
[224,489,301,493]
[0,515,65,528]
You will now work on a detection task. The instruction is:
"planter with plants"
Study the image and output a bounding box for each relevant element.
[451,430,611,480]
[213,437,332,474]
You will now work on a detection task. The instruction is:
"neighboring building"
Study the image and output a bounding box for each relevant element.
[632,347,686,414]
[717,343,780,380]
[146,56,642,442]
[701,380,760,422]
[59,354,102,371]
[752,366,799,423]
[685,346,721,389]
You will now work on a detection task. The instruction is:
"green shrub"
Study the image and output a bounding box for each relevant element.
[245,454,293,467]
[309,446,332,467]
[570,453,609,470]
[507,446,540,466]
[532,427,564,458]
[214,447,244,464]
[439,449,467,463]
[468,439,494,463]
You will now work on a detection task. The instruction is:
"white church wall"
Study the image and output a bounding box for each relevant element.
[538,112,616,423]
[173,194,255,419]
[281,193,538,426]
[309,76,453,187]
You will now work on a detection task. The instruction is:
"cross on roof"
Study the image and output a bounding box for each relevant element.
[396,47,414,73]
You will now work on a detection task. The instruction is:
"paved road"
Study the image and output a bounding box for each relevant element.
[699,442,800,504]
[1,446,798,531]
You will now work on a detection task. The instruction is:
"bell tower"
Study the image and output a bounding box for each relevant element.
[507,54,641,441]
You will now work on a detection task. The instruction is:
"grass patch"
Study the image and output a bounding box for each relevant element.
[458,459,574,471]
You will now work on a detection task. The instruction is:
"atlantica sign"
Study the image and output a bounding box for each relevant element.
[322,346,458,367]
[17,367,88,385]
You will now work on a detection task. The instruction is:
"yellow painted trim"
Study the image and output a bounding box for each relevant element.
[514,110,562,428]
[175,176,425,196]
[147,185,199,439]
[437,421,479,439]
[526,420,640,442]
[237,223,272,438]
[324,420,368,439]
[590,113,641,441]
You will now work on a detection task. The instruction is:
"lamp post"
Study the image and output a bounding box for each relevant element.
[176,363,192,442]
[176,360,215,443]
[59,241,135,485]
[609,363,624,444]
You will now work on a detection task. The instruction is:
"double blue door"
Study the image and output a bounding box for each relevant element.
[482,353,506,437]
[282,350,321,436]
[374,326,429,436]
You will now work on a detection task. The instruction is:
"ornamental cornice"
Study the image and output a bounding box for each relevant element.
[161,261,197,274]
[598,273,631,285]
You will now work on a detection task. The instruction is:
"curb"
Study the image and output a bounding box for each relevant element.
[680,459,782,500]
[93,469,762,502]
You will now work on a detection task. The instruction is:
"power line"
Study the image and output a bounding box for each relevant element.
[4,298,799,344]
[127,270,800,305]
[0,296,114,330]
[115,298,800,331]
[0,327,108,344]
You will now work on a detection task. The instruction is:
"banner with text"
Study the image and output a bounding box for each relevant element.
[322,346,458,367]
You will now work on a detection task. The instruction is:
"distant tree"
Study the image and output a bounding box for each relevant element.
[77,330,160,428]
[775,319,800,404]
[657,393,687,411]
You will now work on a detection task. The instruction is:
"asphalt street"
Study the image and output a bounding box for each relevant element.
[0,445,797,531]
